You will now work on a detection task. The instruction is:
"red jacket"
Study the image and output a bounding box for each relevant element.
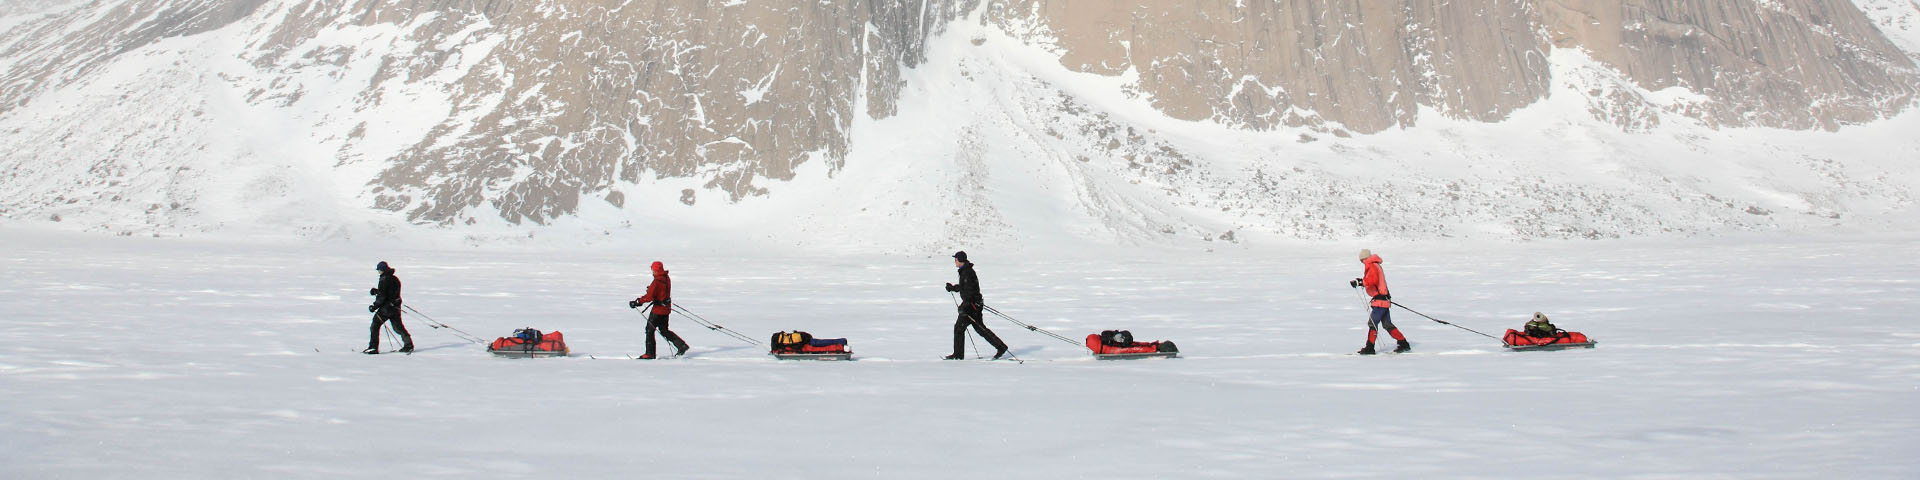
[1361,254,1391,308]
[634,262,672,315]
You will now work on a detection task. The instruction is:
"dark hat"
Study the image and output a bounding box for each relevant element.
[375,261,391,272]
[952,251,968,262]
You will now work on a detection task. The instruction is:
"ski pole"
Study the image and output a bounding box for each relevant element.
[981,305,1085,349]
[1388,301,1505,343]
[966,330,982,359]
[952,293,984,359]
[401,305,487,344]
[669,304,760,345]
[383,323,400,351]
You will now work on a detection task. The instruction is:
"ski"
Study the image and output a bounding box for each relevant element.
[629,353,688,360]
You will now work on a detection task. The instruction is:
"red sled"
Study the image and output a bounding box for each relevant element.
[769,331,852,360]
[488,329,570,358]
[1084,332,1179,359]
[1502,329,1596,351]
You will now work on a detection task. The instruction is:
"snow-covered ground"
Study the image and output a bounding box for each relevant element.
[2,229,1915,478]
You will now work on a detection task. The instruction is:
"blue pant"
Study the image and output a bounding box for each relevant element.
[1368,306,1397,331]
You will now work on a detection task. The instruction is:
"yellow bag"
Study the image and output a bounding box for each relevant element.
[772,331,812,346]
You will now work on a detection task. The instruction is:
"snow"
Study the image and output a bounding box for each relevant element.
[2,5,1918,475]
[1,228,1916,478]
[2,2,1918,251]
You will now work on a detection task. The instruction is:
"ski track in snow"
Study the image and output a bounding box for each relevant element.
[0,231,1917,478]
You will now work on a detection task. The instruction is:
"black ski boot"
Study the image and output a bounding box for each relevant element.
[398,344,414,354]
[992,348,1009,360]
[636,353,656,360]
[362,347,379,355]
[943,354,965,360]
[1356,343,1376,355]
[1392,340,1411,354]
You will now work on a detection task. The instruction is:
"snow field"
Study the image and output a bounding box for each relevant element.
[1,230,1915,478]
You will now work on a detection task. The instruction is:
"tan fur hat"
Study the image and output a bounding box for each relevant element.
[1358,248,1373,260]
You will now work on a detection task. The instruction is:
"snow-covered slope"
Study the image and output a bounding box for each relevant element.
[0,1,1916,252]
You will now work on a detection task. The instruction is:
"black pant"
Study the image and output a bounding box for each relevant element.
[953,307,1007,357]
[646,313,688,355]
[368,309,413,350]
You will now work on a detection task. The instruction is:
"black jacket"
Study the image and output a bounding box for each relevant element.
[947,262,983,307]
[374,272,403,312]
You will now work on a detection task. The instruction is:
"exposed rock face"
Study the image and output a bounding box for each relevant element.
[992,0,1915,132]
[282,0,978,224]
[989,0,1551,133]
[1541,0,1918,129]
[0,0,1914,238]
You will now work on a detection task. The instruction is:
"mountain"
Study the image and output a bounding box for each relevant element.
[1,0,1917,251]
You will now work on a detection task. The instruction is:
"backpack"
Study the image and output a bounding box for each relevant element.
[1524,313,1558,337]
[1099,330,1134,347]
[514,328,543,343]
[771,331,812,348]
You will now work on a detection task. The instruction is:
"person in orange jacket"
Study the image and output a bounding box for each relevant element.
[629,261,688,359]
[1350,249,1410,354]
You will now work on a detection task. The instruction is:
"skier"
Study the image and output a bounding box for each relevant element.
[944,251,1009,360]
[365,261,413,354]
[629,261,688,359]
[1349,249,1410,355]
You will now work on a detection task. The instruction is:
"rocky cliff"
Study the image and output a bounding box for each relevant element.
[0,0,1915,245]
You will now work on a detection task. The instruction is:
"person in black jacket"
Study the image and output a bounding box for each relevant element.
[364,261,413,354]
[944,251,1008,360]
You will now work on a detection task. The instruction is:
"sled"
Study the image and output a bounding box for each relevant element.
[769,331,852,360]
[1501,329,1595,352]
[1504,341,1597,352]
[771,352,854,361]
[487,329,570,358]
[1085,332,1178,359]
[1093,351,1179,360]
[491,348,570,358]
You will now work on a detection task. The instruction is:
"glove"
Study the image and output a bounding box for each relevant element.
[628,300,640,309]
[369,288,378,296]
[368,304,377,313]
[1349,279,1361,288]
[945,283,957,292]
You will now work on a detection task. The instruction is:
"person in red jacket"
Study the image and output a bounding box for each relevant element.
[628,261,688,359]
[1350,249,1410,354]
